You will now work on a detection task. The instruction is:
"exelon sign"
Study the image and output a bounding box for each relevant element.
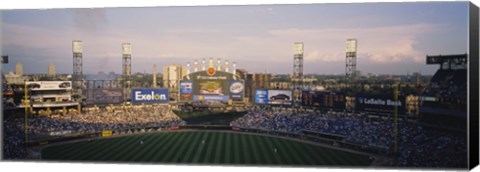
[131,88,169,103]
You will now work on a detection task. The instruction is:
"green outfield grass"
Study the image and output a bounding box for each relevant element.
[41,131,373,166]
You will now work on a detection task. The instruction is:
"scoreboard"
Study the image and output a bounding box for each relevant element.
[301,91,346,109]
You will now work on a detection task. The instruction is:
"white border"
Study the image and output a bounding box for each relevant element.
[1,0,479,172]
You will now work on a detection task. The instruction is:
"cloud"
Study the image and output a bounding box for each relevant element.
[2,17,448,74]
[73,9,107,33]
[2,23,67,49]
[266,23,447,64]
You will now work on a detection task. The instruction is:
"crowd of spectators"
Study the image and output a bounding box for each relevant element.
[3,118,27,159]
[3,104,186,159]
[230,107,467,168]
[422,69,467,103]
[28,105,185,135]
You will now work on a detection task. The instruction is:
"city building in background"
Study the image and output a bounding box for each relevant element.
[163,64,188,89]
[48,64,56,77]
[16,63,23,76]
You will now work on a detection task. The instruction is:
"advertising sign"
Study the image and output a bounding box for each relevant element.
[26,81,72,90]
[193,95,229,101]
[230,81,244,101]
[355,94,406,114]
[86,88,123,104]
[268,90,293,105]
[102,130,113,137]
[180,81,193,99]
[255,89,268,104]
[131,88,169,103]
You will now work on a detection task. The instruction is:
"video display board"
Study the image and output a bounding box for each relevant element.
[199,81,224,95]
[131,88,169,103]
[86,88,123,104]
[184,69,244,102]
[355,94,406,114]
[254,89,292,105]
[301,91,346,109]
[229,81,244,101]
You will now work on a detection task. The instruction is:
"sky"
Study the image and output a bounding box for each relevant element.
[0,2,470,75]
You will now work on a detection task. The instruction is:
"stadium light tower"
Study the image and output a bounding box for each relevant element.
[122,43,132,101]
[346,39,357,81]
[194,60,199,72]
[225,60,230,73]
[72,40,83,101]
[217,58,222,71]
[293,42,304,106]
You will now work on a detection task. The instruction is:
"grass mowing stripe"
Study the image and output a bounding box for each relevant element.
[170,131,201,162]
[337,151,356,165]
[176,132,202,162]
[273,137,299,165]
[47,137,111,160]
[128,133,164,161]
[42,131,373,166]
[261,135,283,164]
[288,142,318,165]
[122,133,165,162]
[92,134,156,161]
[302,143,335,165]
[108,134,153,161]
[102,135,145,161]
[251,134,274,165]
[96,136,140,161]
[323,148,346,165]
[224,132,232,164]
[232,132,241,164]
[181,131,207,163]
[65,137,127,160]
[134,133,175,162]
[43,141,92,159]
[239,134,252,164]
[150,132,187,162]
[276,138,302,165]
[246,134,263,164]
[213,132,225,164]
[202,132,217,164]
[191,132,210,163]
[252,134,268,164]
[43,141,89,159]
[66,136,121,161]
[159,132,191,162]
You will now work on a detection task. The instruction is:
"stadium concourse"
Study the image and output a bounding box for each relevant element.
[4,104,467,168]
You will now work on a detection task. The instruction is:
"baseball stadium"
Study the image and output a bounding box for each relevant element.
[2,51,469,169]
[1,3,477,169]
